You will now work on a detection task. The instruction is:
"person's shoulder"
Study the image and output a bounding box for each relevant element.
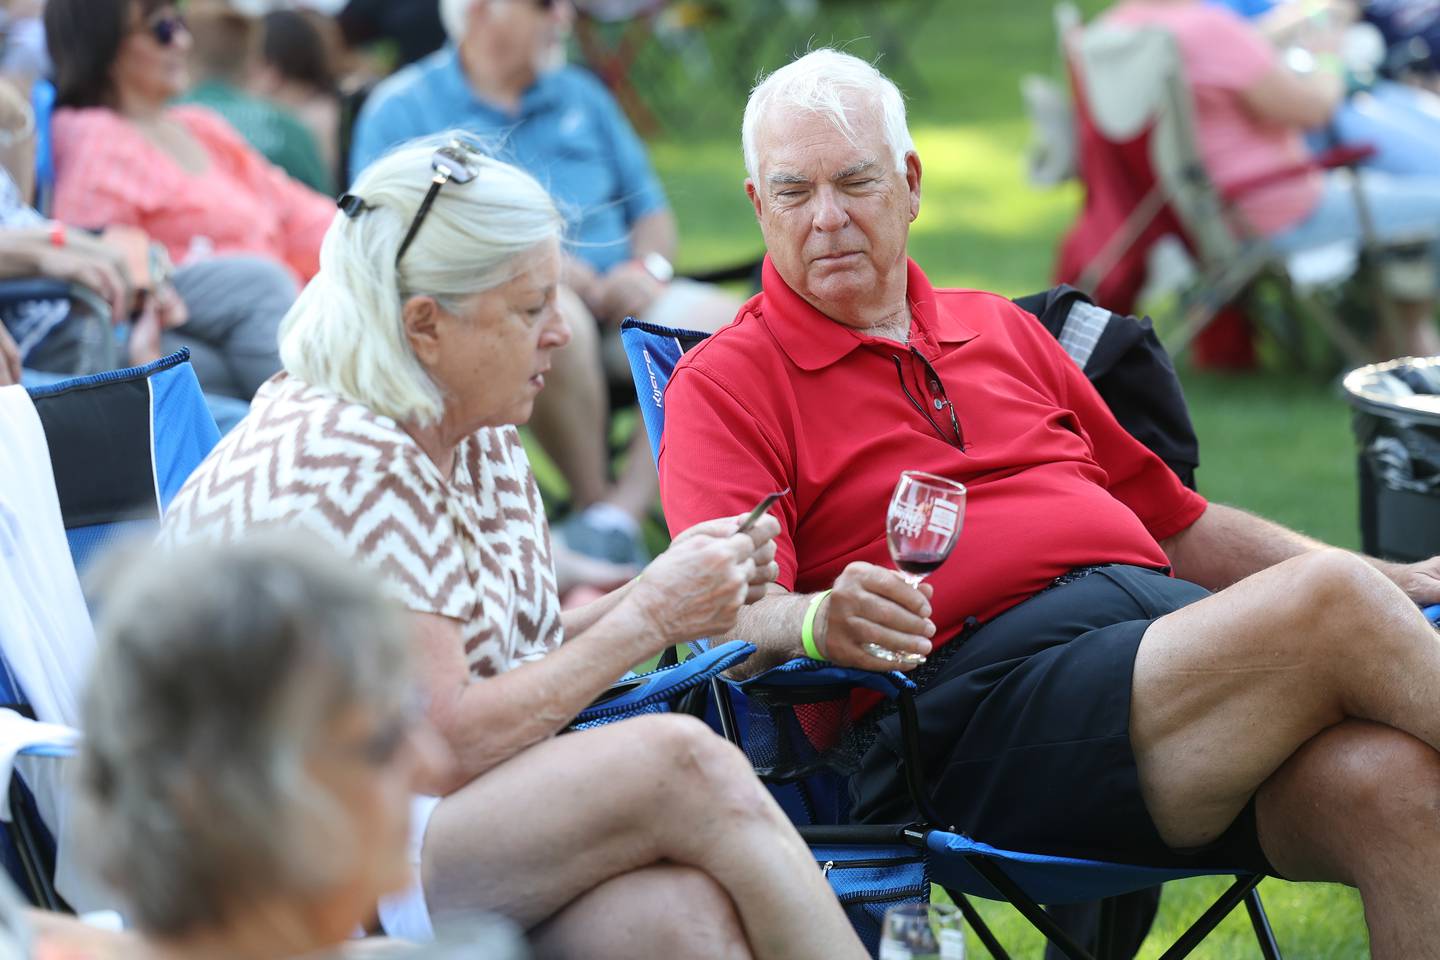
[368,47,455,111]
[548,65,615,101]
[169,103,250,147]
[936,287,1039,329]
[934,286,1059,354]
[673,308,779,382]
[51,105,125,141]
[248,375,422,471]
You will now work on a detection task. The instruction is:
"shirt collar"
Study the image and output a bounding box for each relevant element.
[759,255,979,371]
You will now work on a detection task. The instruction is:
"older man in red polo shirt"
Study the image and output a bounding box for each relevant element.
[659,48,1440,957]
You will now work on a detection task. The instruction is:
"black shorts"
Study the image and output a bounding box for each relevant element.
[849,564,1277,876]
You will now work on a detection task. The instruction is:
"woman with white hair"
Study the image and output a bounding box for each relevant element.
[160,136,866,959]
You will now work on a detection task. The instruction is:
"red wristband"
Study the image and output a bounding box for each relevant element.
[48,222,65,248]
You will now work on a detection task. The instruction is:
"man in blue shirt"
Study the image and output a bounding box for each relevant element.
[351,0,739,564]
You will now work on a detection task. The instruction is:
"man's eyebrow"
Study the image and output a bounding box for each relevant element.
[834,160,879,180]
[766,171,810,186]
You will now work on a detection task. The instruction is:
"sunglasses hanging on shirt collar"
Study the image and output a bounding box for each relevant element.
[892,348,966,450]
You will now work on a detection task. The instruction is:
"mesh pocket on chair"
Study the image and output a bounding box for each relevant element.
[738,682,887,826]
[813,843,931,958]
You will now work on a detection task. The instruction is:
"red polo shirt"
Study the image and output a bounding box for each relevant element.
[658,257,1208,649]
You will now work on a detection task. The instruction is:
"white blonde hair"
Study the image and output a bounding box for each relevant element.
[741,48,915,182]
[279,133,564,426]
[440,0,476,43]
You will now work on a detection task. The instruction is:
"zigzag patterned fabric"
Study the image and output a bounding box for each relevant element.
[160,374,563,678]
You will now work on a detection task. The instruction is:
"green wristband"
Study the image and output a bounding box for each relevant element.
[802,589,832,660]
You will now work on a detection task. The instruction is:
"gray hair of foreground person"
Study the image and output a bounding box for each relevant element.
[741,48,916,183]
[78,532,413,938]
[278,133,564,427]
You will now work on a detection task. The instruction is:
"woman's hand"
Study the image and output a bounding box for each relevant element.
[670,512,781,602]
[630,514,781,644]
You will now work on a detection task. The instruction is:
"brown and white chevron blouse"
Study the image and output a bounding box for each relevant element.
[161,374,564,678]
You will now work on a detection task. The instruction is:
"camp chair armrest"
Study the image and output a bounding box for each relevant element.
[1220,140,1377,204]
[733,657,915,699]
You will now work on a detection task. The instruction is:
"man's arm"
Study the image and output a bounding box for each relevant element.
[629,208,677,262]
[725,564,937,679]
[1162,502,1440,604]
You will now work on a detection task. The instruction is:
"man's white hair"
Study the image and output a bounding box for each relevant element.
[279,133,564,426]
[741,48,915,182]
[440,0,476,43]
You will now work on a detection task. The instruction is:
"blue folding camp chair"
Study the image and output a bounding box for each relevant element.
[619,314,1288,960]
[0,349,219,908]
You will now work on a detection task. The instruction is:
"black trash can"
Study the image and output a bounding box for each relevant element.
[1344,357,1440,562]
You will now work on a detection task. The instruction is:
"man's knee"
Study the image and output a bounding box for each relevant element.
[1277,549,1404,645]
[1261,721,1440,882]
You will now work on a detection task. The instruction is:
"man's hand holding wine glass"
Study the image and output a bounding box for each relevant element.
[810,562,937,672]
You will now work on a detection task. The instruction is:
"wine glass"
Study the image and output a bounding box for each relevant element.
[879,902,966,960]
[866,470,966,664]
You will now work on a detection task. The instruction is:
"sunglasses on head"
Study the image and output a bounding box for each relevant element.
[147,13,186,46]
[337,138,487,266]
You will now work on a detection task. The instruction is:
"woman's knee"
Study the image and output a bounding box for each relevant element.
[644,866,752,960]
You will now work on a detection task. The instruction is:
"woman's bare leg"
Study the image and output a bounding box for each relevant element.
[421,714,864,960]
[530,864,752,960]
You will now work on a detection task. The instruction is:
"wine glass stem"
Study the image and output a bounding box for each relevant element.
[900,572,925,590]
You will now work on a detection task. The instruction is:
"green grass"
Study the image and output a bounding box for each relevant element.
[628,1,1372,953]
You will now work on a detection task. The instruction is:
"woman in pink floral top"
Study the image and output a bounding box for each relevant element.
[45,0,334,284]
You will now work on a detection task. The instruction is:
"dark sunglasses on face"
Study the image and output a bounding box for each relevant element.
[147,13,186,46]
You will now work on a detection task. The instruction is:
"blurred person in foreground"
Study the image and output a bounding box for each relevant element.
[78,531,452,959]
[44,0,333,288]
[160,136,867,959]
[350,0,743,567]
[660,48,1440,959]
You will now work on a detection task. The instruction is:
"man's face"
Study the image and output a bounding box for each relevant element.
[467,0,569,85]
[746,105,921,328]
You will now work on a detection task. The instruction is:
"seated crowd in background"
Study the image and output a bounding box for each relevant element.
[1098,0,1440,357]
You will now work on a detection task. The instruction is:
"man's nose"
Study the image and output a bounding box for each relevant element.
[812,186,849,232]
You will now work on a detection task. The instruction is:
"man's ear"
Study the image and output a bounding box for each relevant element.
[402,295,444,366]
[905,152,922,222]
[746,178,763,220]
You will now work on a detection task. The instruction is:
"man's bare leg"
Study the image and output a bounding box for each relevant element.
[1255,719,1440,960]
[1130,549,1440,849]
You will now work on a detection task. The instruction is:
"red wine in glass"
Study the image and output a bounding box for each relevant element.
[868,470,967,665]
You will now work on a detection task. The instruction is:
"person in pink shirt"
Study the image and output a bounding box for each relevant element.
[45,0,333,285]
[36,0,335,401]
[1105,0,1440,356]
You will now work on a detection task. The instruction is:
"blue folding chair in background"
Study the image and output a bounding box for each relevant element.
[619,313,1286,960]
[0,350,219,908]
